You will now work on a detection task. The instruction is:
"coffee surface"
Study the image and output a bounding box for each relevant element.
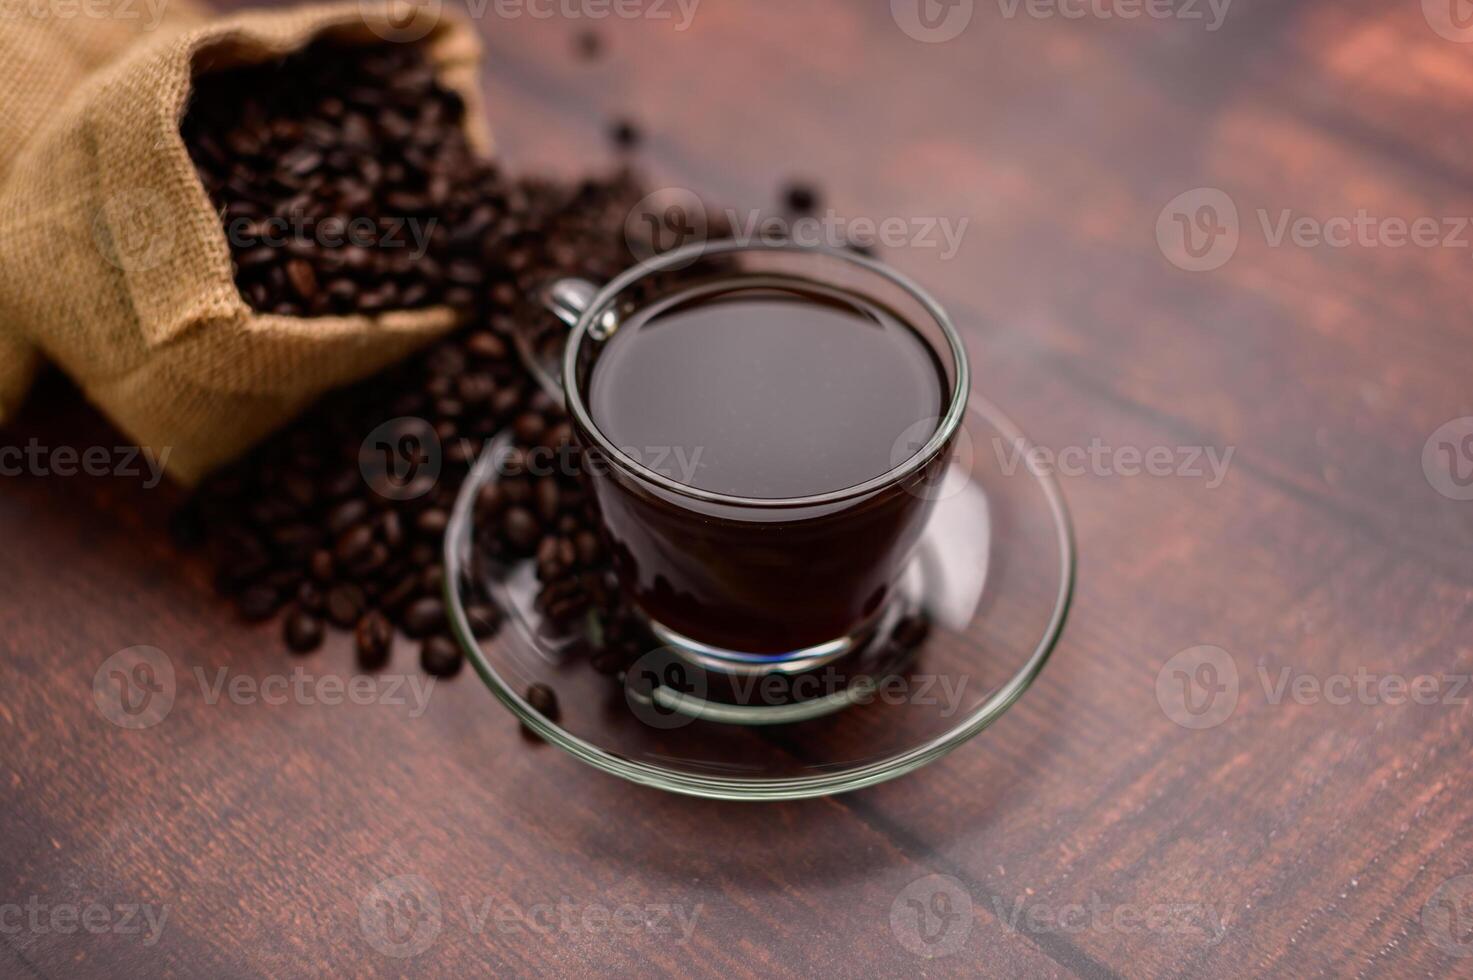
[587,281,947,498]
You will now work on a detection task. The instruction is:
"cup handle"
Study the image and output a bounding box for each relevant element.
[518,277,601,410]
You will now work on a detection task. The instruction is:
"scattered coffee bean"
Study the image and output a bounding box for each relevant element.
[309,549,335,583]
[325,582,367,628]
[283,607,324,653]
[355,610,394,669]
[783,181,820,215]
[402,596,444,638]
[420,635,463,677]
[296,581,324,614]
[285,259,318,302]
[334,524,374,565]
[465,603,500,638]
[534,479,561,523]
[520,681,560,740]
[574,29,602,61]
[378,571,420,613]
[525,682,559,721]
[503,506,540,552]
[416,508,449,536]
[610,119,641,150]
[326,499,369,536]
[574,530,601,565]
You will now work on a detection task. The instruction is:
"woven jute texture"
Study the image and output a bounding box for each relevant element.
[0,2,488,483]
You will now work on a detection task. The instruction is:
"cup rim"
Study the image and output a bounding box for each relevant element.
[560,239,972,509]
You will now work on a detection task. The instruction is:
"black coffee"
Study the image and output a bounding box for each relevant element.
[587,280,947,498]
[574,276,956,654]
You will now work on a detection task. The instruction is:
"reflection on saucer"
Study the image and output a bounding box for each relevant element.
[903,464,989,632]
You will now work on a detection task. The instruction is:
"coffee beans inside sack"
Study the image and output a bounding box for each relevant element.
[0,4,489,482]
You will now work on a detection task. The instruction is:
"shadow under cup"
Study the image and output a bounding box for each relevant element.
[559,243,970,670]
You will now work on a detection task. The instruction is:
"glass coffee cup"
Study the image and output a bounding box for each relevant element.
[523,240,970,676]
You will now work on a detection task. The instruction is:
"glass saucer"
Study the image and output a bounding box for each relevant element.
[443,395,1074,801]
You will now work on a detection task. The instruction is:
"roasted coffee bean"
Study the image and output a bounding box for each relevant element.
[346,541,390,579]
[574,29,602,60]
[512,412,545,443]
[502,506,539,552]
[501,474,530,503]
[574,531,600,565]
[610,119,641,150]
[401,596,444,638]
[525,682,559,721]
[458,373,495,404]
[416,508,449,536]
[465,330,506,360]
[355,610,394,669]
[285,259,318,301]
[465,603,500,638]
[238,585,283,622]
[333,523,374,565]
[325,582,367,627]
[475,482,504,516]
[310,549,335,583]
[534,479,561,522]
[296,580,325,613]
[491,387,523,420]
[326,499,369,536]
[420,635,462,677]
[379,571,420,612]
[782,181,820,215]
[379,511,403,549]
[283,607,324,653]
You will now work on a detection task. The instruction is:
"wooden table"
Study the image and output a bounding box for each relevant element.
[3,0,1472,975]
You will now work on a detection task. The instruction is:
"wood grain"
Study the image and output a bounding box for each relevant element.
[3,0,1472,975]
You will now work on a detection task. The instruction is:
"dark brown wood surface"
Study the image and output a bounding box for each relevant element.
[3,0,1472,976]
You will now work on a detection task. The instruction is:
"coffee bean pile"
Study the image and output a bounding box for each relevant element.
[185,40,511,319]
[174,38,687,678]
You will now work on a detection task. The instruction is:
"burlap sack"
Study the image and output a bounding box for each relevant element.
[0,1,490,483]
